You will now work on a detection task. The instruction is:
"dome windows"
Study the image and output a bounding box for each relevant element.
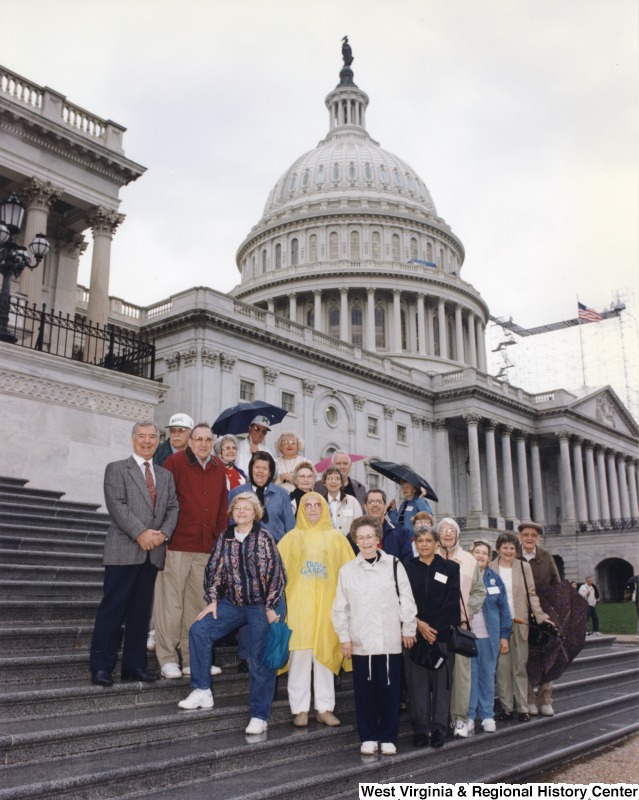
[329,231,339,260]
[364,163,373,182]
[289,174,297,192]
[347,161,357,181]
[302,169,310,188]
[393,169,403,188]
[315,165,326,185]
[331,163,340,181]
[371,231,381,260]
[350,231,360,260]
[275,243,282,269]
[309,234,318,262]
[291,238,299,267]
[379,165,389,184]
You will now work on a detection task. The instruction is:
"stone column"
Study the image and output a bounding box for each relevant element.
[52,231,87,321]
[433,419,453,517]
[339,287,348,341]
[437,298,447,359]
[595,446,610,524]
[426,304,435,356]
[464,415,485,521]
[529,437,545,524]
[366,288,376,351]
[267,298,275,314]
[516,432,530,520]
[572,437,588,524]
[467,312,478,368]
[618,455,631,521]
[500,425,517,521]
[393,290,402,352]
[313,290,322,333]
[18,178,61,306]
[417,293,426,356]
[302,379,316,453]
[583,442,600,525]
[455,305,465,363]
[288,293,297,324]
[476,318,487,372]
[485,421,501,519]
[606,450,621,521]
[85,207,124,328]
[628,459,639,521]
[558,431,576,527]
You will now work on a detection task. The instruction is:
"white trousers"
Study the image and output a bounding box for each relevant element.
[287,648,335,714]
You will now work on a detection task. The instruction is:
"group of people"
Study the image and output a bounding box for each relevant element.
[90,412,567,750]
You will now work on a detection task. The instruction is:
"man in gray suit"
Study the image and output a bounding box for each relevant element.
[90,421,179,686]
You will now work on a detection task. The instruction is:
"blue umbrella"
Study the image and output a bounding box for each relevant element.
[369,460,438,502]
[212,400,288,436]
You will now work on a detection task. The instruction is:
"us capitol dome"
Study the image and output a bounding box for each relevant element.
[232,38,489,374]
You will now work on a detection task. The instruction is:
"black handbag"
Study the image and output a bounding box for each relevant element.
[520,561,550,647]
[448,594,477,657]
[409,633,448,670]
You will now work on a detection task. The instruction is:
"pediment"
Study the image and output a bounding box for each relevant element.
[569,387,638,437]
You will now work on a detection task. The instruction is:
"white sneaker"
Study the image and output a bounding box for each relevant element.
[380,742,396,755]
[466,719,475,735]
[481,718,496,733]
[360,741,378,755]
[146,630,156,651]
[453,720,468,738]
[182,665,222,677]
[177,689,213,710]
[540,704,554,716]
[161,662,182,679]
[245,717,268,735]
[528,704,539,715]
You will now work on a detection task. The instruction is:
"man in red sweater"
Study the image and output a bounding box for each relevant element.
[155,423,228,678]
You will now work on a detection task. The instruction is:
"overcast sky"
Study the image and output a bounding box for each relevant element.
[1,0,637,328]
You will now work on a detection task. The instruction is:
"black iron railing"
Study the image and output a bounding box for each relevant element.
[4,298,155,379]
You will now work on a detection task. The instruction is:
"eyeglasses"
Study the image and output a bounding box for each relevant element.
[282,439,297,445]
[356,534,378,542]
[170,427,188,433]
[234,506,253,513]
[191,437,213,444]
[251,425,268,434]
[366,499,385,505]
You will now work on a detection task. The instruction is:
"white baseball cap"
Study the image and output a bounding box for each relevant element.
[250,415,272,431]
[167,413,194,429]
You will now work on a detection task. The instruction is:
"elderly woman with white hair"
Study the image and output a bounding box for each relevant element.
[436,517,487,739]
[274,430,306,492]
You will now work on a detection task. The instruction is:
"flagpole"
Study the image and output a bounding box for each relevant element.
[577,294,586,388]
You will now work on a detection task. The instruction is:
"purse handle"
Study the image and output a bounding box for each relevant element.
[519,559,534,618]
[459,590,472,630]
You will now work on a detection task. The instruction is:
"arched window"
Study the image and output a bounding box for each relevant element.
[400,310,407,351]
[275,243,282,269]
[433,315,440,356]
[371,231,381,260]
[410,237,418,260]
[331,163,340,181]
[329,231,339,260]
[307,308,314,327]
[291,238,299,267]
[251,255,255,277]
[328,305,340,337]
[440,247,445,269]
[392,233,401,262]
[309,234,318,262]
[375,305,386,349]
[350,230,360,260]
[351,305,363,347]
[427,242,433,262]
[261,249,267,274]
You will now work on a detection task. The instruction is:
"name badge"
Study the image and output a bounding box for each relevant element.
[343,509,353,517]
[434,572,448,584]
[487,586,500,595]
[406,505,414,512]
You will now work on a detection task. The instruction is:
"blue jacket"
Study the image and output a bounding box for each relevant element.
[388,496,432,535]
[479,566,512,654]
[228,482,296,542]
[382,517,414,565]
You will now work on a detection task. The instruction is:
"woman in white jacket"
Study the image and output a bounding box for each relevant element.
[332,515,417,756]
[322,467,362,536]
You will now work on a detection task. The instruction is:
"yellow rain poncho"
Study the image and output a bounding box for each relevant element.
[278,493,355,674]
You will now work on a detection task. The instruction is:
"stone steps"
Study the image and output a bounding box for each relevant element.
[0,533,104,555]
[0,547,102,566]
[0,598,100,624]
[0,563,104,583]
[0,523,107,542]
[0,500,108,520]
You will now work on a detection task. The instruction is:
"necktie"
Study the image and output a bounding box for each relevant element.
[144,462,157,509]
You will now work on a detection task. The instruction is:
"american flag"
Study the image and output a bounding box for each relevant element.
[578,302,602,323]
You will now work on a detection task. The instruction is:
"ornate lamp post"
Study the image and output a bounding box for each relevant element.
[0,193,50,343]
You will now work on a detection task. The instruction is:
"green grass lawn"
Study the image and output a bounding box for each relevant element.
[596,602,638,635]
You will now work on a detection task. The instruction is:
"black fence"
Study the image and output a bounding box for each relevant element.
[4,298,155,380]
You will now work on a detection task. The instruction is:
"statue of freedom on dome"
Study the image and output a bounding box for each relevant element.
[342,36,354,67]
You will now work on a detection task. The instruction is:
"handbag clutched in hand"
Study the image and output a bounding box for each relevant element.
[448,623,478,657]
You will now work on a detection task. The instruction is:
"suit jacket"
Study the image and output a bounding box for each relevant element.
[489,557,549,641]
[102,456,179,568]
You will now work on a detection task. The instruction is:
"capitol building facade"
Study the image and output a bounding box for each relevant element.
[0,54,637,600]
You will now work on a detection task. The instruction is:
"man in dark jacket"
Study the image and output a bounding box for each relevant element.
[154,423,228,679]
[153,412,194,467]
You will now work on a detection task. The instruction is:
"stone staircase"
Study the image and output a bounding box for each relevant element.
[0,475,638,799]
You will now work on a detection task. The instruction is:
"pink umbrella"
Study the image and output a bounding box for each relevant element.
[314,454,368,473]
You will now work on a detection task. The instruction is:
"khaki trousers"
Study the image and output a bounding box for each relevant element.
[497,623,529,713]
[450,651,472,722]
[154,550,209,668]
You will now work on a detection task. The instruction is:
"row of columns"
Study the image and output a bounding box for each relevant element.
[462,415,639,529]
[277,286,487,367]
[12,177,123,329]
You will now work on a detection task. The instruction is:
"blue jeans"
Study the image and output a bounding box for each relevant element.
[189,598,276,721]
[469,636,498,721]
